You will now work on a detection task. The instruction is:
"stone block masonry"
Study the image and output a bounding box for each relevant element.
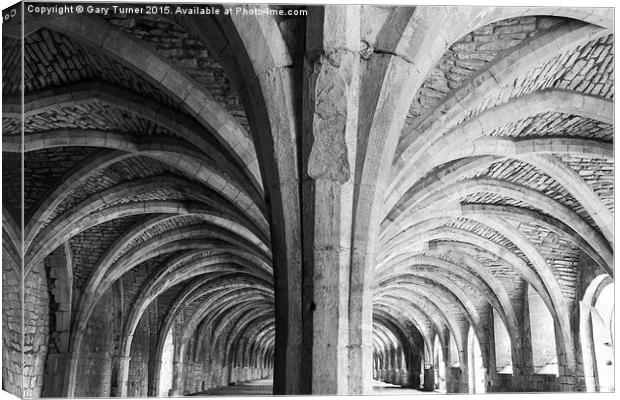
[1,3,613,397]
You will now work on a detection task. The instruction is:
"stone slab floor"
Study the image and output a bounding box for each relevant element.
[193,379,437,396]
[192,379,273,396]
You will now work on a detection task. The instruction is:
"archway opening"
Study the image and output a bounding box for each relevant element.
[467,327,486,394]
[528,285,558,375]
[493,308,512,375]
[592,284,614,392]
[158,329,174,397]
[449,333,460,368]
[433,335,446,392]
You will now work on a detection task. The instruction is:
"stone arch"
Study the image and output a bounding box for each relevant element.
[150,276,238,395]
[39,14,261,187]
[175,289,273,387]
[391,20,610,194]
[179,12,304,393]
[520,154,613,244]
[16,131,267,236]
[382,180,612,272]
[11,82,264,195]
[27,199,264,274]
[372,311,425,387]
[386,139,612,244]
[389,89,612,211]
[66,252,272,397]
[373,302,435,361]
[375,293,452,357]
[377,255,518,339]
[4,5,614,396]
[580,274,614,391]
[467,325,487,393]
[377,273,489,371]
[125,278,272,364]
[376,280,469,365]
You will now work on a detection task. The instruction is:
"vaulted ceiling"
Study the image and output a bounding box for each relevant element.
[1,4,614,397]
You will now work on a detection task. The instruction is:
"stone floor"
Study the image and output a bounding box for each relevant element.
[194,379,273,396]
[194,379,438,396]
[372,380,439,395]
[3,6,612,399]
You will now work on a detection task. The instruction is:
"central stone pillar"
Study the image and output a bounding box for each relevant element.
[510,322,530,392]
[302,5,361,395]
[170,360,184,396]
[116,356,132,397]
[423,367,435,391]
[42,353,73,397]
[148,357,162,396]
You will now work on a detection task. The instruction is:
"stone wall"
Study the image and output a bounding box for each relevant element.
[2,153,21,214]
[74,289,120,397]
[2,6,613,397]
[158,330,174,396]
[40,245,73,397]
[2,245,22,397]
[22,264,49,398]
[104,13,249,132]
[493,309,511,372]
[408,16,566,126]
[182,334,216,394]
[23,148,97,216]
[127,315,150,397]
[174,319,273,395]
[23,28,178,109]
[446,367,463,393]
[183,359,209,394]
[490,371,559,392]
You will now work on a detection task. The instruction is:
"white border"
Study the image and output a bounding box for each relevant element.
[0,1,616,400]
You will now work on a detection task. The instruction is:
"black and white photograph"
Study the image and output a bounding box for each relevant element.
[0,0,615,397]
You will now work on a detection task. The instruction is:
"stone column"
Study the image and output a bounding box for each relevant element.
[490,310,525,392]
[557,258,595,393]
[466,329,475,393]
[423,367,435,391]
[116,356,132,397]
[302,5,361,395]
[388,349,396,383]
[147,305,160,396]
[559,295,583,392]
[579,302,597,391]
[395,350,404,385]
[189,12,305,395]
[42,244,74,397]
[520,288,536,391]
[404,354,417,388]
[42,353,73,397]
[148,357,162,396]
[170,361,183,396]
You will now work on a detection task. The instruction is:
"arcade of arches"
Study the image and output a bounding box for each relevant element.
[1,3,615,397]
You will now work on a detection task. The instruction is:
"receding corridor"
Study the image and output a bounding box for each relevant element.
[194,379,440,396]
[194,379,273,396]
[1,2,614,397]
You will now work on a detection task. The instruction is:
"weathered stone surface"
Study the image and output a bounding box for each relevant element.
[406,16,568,126]
[19,29,180,110]
[2,250,23,398]
[3,5,614,398]
[307,52,352,183]
[105,14,250,133]
[23,147,99,216]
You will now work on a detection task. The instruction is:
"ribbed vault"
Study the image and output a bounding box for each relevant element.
[1,3,614,397]
[376,8,613,393]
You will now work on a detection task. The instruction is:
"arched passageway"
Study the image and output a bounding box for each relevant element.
[468,327,486,394]
[1,2,614,396]
[580,275,614,392]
